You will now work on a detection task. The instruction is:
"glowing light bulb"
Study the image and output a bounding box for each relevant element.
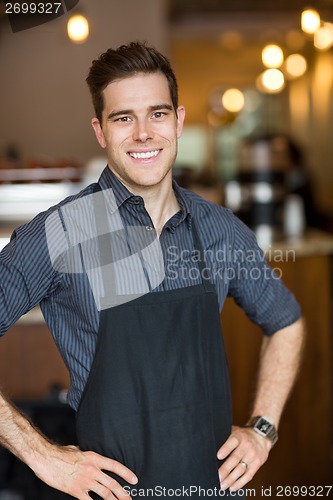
[221,88,245,113]
[314,22,333,50]
[301,9,320,35]
[262,44,284,68]
[67,14,89,43]
[257,69,285,94]
[285,54,307,79]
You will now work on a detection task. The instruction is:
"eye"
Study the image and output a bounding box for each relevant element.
[115,116,131,122]
[152,111,167,119]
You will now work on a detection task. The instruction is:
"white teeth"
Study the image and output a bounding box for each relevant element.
[129,150,159,159]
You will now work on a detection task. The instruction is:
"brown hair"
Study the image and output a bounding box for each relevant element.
[86,41,179,123]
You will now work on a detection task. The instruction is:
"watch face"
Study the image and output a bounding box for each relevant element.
[248,416,278,446]
[256,417,273,435]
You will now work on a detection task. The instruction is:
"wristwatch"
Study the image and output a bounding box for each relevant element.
[246,416,278,447]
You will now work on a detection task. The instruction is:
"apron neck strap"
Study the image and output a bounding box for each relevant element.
[191,219,213,290]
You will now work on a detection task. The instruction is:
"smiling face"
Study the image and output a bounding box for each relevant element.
[91,72,185,194]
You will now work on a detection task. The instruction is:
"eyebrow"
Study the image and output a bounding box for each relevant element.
[106,103,174,121]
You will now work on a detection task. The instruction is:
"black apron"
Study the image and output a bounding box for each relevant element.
[76,198,237,498]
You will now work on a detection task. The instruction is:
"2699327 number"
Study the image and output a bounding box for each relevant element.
[276,485,332,496]
[5,2,62,14]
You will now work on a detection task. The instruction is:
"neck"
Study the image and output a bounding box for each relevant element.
[116,172,180,235]
[142,185,180,235]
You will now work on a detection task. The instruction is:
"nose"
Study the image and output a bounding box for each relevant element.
[133,119,152,142]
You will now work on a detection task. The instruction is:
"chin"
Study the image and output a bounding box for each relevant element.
[130,171,171,189]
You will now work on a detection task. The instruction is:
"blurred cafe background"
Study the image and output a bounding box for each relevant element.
[0,0,333,497]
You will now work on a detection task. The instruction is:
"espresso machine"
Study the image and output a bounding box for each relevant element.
[224,135,298,246]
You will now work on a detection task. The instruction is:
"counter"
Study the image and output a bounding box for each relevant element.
[267,228,333,257]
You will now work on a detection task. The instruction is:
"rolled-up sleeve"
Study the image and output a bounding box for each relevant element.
[227,213,302,335]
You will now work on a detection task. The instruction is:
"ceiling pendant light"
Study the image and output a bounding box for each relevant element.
[262,44,284,68]
[257,69,285,94]
[314,22,333,50]
[301,8,321,35]
[284,54,307,79]
[67,13,89,44]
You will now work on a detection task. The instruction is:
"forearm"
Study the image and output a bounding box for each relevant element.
[0,390,137,498]
[217,317,306,492]
[250,317,306,427]
[0,391,51,470]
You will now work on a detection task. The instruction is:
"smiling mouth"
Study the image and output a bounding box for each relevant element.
[128,150,161,159]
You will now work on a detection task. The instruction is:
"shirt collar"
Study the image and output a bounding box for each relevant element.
[98,166,192,227]
[98,166,133,209]
[171,179,192,229]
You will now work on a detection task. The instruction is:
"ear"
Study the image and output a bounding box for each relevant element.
[176,106,186,139]
[91,118,106,148]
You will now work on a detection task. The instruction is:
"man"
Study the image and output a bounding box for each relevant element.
[0,42,304,499]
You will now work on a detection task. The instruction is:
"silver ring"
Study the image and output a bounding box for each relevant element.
[239,460,248,470]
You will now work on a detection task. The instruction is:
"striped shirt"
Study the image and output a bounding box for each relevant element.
[0,167,301,410]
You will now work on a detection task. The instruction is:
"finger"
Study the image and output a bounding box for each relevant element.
[97,472,132,500]
[228,467,256,493]
[91,453,138,484]
[219,460,251,491]
[218,451,244,481]
[217,434,240,460]
[90,480,118,499]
